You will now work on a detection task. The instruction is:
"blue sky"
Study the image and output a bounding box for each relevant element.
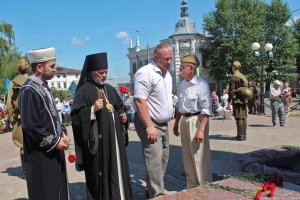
[1,0,299,78]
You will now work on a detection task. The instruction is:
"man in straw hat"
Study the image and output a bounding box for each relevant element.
[6,58,30,180]
[18,47,70,200]
[269,80,286,127]
[71,52,132,200]
[228,61,249,141]
[173,54,213,189]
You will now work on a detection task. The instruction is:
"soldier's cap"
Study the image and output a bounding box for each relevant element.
[18,59,30,72]
[180,54,200,67]
[27,47,56,64]
[233,61,241,68]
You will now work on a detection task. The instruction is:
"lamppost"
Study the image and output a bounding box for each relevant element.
[251,42,274,115]
[58,58,68,99]
[135,29,149,64]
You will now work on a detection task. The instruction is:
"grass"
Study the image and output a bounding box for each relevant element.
[281,145,300,150]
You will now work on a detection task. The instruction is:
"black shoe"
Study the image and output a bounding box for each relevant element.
[146,191,149,198]
[232,136,243,141]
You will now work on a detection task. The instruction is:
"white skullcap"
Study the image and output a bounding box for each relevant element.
[27,47,56,63]
[273,80,282,85]
[55,98,59,101]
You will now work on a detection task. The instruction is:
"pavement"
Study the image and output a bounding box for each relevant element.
[0,98,299,200]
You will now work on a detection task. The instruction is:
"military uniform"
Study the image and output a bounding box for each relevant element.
[228,62,249,141]
[6,59,29,178]
[255,85,261,112]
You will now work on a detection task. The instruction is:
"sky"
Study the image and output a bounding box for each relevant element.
[1,0,300,78]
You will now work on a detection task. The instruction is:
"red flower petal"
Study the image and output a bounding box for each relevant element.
[255,190,262,200]
[68,154,77,163]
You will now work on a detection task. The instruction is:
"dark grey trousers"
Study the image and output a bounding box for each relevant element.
[134,113,169,198]
[270,100,285,126]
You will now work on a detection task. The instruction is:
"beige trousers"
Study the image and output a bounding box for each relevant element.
[180,115,212,189]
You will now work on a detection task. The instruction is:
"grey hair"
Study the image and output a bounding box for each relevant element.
[154,43,173,55]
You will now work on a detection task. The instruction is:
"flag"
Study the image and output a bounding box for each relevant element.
[5,78,11,94]
[196,67,201,76]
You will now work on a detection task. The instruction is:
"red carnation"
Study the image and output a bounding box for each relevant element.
[270,183,276,191]
[268,190,275,197]
[262,182,269,192]
[68,154,77,163]
[255,190,262,200]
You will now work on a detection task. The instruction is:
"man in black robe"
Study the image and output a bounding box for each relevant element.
[71,52,133,200]
[18,47,70,200]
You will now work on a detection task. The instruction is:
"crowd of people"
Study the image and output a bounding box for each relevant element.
[2,43,296,200]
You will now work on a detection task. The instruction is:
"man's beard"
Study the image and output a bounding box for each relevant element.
[93,77,105,85]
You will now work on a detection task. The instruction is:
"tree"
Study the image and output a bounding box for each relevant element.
[51,88,71,101]
[0,21,15,57]
[290,17,300,73]
[0,21,20,93]
[202,0,298,84]
[264,0,298,83]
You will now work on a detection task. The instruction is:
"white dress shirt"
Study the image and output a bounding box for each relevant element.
[133,61,173,123]
[177,75,213,116]
[55,102,62,111]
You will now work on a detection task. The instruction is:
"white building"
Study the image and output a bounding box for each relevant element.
[49,66,81,90]
[127,0,217,92]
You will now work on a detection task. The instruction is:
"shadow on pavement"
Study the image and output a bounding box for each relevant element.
[1,166,22,178]
[14,198,28,200]
[248,124,273,127]
[209,134,233,141]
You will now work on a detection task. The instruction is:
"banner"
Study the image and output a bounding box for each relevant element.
[5,78,11,94]
[196,67,201,76]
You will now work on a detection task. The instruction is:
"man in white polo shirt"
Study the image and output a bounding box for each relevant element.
[133,43,173,198]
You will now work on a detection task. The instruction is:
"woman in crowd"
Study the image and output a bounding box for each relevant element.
[123,91,135,130]
[282,82,291,117]
[220,88,229,107]
[211,91,219,117]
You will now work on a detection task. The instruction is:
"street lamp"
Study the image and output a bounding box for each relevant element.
[58,58,68,99]
[251,42,274,115]
[135,29,149,64]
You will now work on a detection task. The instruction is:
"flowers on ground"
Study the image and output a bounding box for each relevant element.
[255,172,282,200]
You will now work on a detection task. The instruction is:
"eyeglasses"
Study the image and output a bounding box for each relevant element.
[160,57,173,62]
[179,64,191,70]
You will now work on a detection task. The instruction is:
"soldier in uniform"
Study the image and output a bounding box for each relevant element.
[6,58,30,179]
[228,61,250,141]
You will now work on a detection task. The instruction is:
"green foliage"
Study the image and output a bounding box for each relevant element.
[281,145,300,150]
[51,88,70,101]
[0,21,22,93]
[0,21,15,57]
[0,48,21,93]
[202,0,298,84]
[290,17,300,73]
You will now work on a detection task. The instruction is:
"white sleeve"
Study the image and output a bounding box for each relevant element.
[198,82,213,116]
[133,71,151,100]
[90,105,96,120]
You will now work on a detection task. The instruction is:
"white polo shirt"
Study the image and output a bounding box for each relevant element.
[133,61,173,123]
[176,75,213,116]
[269,87,281,100]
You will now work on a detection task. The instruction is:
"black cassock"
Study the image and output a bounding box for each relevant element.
[71,81,133,200]
[18,78,69,200]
